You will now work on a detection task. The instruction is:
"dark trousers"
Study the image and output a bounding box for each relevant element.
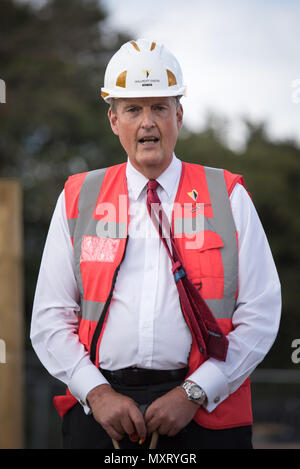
[62,380,252,449]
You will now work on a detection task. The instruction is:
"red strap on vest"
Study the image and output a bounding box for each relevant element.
[146,179,228,362]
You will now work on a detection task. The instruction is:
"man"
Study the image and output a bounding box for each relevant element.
[31,38,281,449]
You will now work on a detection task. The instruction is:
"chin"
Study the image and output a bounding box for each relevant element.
[136,152,163,166]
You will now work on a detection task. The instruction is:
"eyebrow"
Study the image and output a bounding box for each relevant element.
[123,103,140,110]
[123,101,170,110]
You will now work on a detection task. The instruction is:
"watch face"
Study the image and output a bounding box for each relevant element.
[191,385,203,399]
[182,381,205,404]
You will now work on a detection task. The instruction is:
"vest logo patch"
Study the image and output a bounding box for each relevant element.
[187,189,198,201]
[80,236,120,263]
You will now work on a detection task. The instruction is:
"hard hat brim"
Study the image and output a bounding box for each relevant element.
[101,86,187,103]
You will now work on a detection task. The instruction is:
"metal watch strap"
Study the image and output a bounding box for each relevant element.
[181,380,207,405]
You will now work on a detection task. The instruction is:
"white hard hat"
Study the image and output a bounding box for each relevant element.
[101,38,186,103]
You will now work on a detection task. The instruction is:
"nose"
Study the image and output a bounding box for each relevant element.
[141,108,155,129]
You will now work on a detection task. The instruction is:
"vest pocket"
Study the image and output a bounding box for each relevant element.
[184,231,224,299]
[184,231,224,277]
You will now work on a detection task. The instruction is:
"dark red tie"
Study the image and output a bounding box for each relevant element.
[146,179,229,362]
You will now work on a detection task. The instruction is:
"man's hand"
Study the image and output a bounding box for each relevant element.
[87,384,147,441]
[144,386,199,437]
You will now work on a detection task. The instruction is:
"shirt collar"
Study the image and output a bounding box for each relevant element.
[126,154,182,201]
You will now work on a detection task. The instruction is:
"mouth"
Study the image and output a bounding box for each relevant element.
[138,136,160,145]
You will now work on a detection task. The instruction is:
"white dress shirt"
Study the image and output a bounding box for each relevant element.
[30,154,281,414]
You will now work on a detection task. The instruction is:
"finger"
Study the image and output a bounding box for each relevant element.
[144,404,155,425]
[146,415,159,435]
[129,432,139,443]
[158,421,172,436]
[105,425,124,441]
[167,426,180,437]
[129,406,147,438]
[120,413,136,436]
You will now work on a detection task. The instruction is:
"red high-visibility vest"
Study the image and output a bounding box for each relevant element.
[53,161,253,429]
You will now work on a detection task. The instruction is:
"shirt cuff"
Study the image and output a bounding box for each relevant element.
[188,360,230,413]
[68,364,110,414]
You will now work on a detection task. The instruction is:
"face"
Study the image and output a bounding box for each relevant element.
[108,96,183,179]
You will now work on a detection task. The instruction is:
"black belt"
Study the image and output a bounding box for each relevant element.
[100,367,188,386]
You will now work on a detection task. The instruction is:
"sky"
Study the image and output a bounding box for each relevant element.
[101,0,300,151]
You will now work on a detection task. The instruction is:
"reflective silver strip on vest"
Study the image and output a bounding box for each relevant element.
[77,299,105,322]
[174,214,216,236]
[68,218,77,239]
[70,218,127,240]
[72,168,107,320]
[204,167,238,319]
[96,220,127,239]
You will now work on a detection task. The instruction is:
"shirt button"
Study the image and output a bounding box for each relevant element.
[214,396,220,404]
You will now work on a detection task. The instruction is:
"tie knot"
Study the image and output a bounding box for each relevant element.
[147,179,159,191]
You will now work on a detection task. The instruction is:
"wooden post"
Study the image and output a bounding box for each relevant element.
[0,179,24,448]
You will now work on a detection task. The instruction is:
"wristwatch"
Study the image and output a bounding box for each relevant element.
[180,380,207,406]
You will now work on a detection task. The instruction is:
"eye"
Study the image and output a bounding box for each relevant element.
[127,107,139,113]
[153,105,166,111]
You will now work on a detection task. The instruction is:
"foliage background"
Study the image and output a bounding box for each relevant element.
[0,0,299,448]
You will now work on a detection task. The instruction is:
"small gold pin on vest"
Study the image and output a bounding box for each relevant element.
[187,189,198,201]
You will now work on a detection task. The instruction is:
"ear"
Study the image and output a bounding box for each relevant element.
[108,107,120,136]
[176,104,183,131]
